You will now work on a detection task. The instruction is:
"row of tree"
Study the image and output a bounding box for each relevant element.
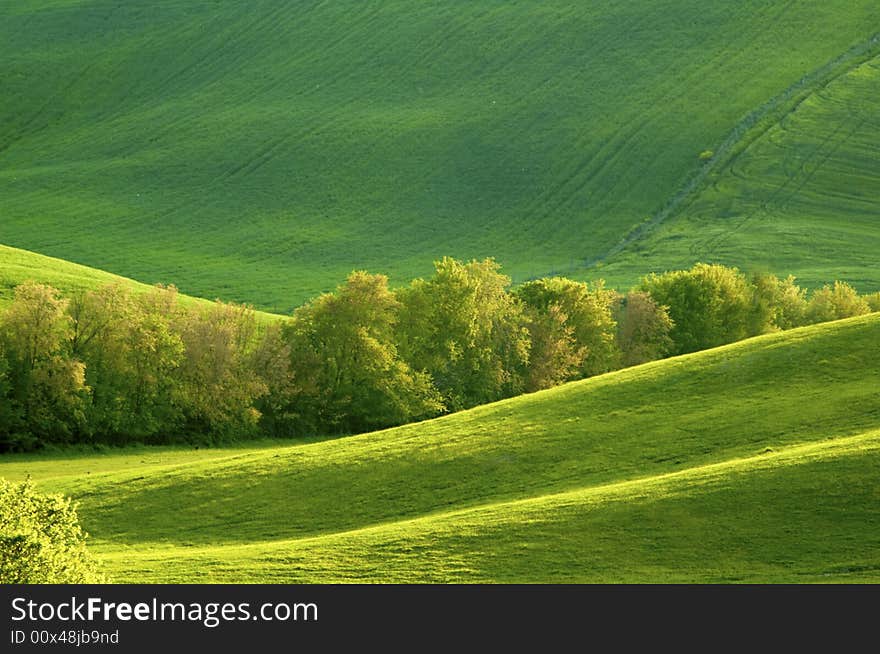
[1,259,877,450]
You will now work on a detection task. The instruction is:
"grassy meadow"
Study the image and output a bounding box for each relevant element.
[0,244,282,324]
[0,244,153,307]
[2,0,879,587]
[2,1,879,309]
[2,314,878,582]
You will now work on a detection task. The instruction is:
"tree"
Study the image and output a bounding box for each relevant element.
[2,282,72,374]
[0,478,105,583]
[518,301,585,392]
[250,323,299,437]
[613,290,674,367]
[0,282,86,447]
[806,281,871,324]
[768,274,808,331]
[285,271,443,434]
[745,273,810,334]
[516,277,620,380]
[397,258,530,411]
[68,284,185,441]
[640,263,753,355]
[70,283,141,437]
[865,292,880,313]
[173,300,268,439]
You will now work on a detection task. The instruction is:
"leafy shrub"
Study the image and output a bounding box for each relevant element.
[861,291,880,313]
[0,478,105,583]
[397,258,530,411]
[1,264,878,448]
[806,281,870,324]
[640,263,754,355]
[286,271,444,433]
[516,277,620,384]
[0,282,88,446]
[613,290,674,367]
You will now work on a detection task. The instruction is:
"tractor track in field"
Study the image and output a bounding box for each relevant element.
[517,0,798,245]
[574,31,880,276]
[696,110,871,258]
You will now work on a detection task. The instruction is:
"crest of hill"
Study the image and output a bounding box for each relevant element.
[0,243,283,321]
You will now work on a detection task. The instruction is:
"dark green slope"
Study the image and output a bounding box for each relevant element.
[2,1,878,308]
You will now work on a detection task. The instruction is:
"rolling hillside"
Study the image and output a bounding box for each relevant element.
[0,243,281,320]
[0,242,178,307]
[2,1,879,310]
[600,51,880,291]
[2,313,878,582]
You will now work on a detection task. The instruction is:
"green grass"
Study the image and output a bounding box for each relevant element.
[0,243,282,321]
[2,1,879,309]
[600,51,880,291]
[0,242,193,308]
[3,1,878,583]
[2,313,878,582]
[95,432,880,583]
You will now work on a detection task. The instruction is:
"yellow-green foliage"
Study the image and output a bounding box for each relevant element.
[640,263,754,353]
[396,258,531,411]
[0,280,283,449]
[284,271,444,434]
[1,259,877,449]
[806,281,871,323]
[0,478,105,583]
[516,277,621,379]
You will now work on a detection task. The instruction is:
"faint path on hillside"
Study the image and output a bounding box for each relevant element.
[573,31,880,277]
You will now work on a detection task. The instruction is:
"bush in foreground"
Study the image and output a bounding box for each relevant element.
[0,477,105,583]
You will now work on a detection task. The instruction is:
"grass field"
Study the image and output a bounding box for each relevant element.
[0,244,154,307]
[2,313,877,582]
[2,0,879,585]
[2,1,879,310]
[0,243,281,322]
[600,52,880,291]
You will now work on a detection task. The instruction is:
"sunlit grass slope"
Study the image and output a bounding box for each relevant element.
[100,431,880,583]
[2,313,878,582]
[0,244,153,307]
[0,243,281,320]
[601,53,880,291]
[2,1,878,309]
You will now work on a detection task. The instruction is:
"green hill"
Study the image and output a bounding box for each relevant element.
[2,313,878,582]
[600,51,880,291]
[2,1,879,309]
[0,243,183,307]
[0,243,280,321]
